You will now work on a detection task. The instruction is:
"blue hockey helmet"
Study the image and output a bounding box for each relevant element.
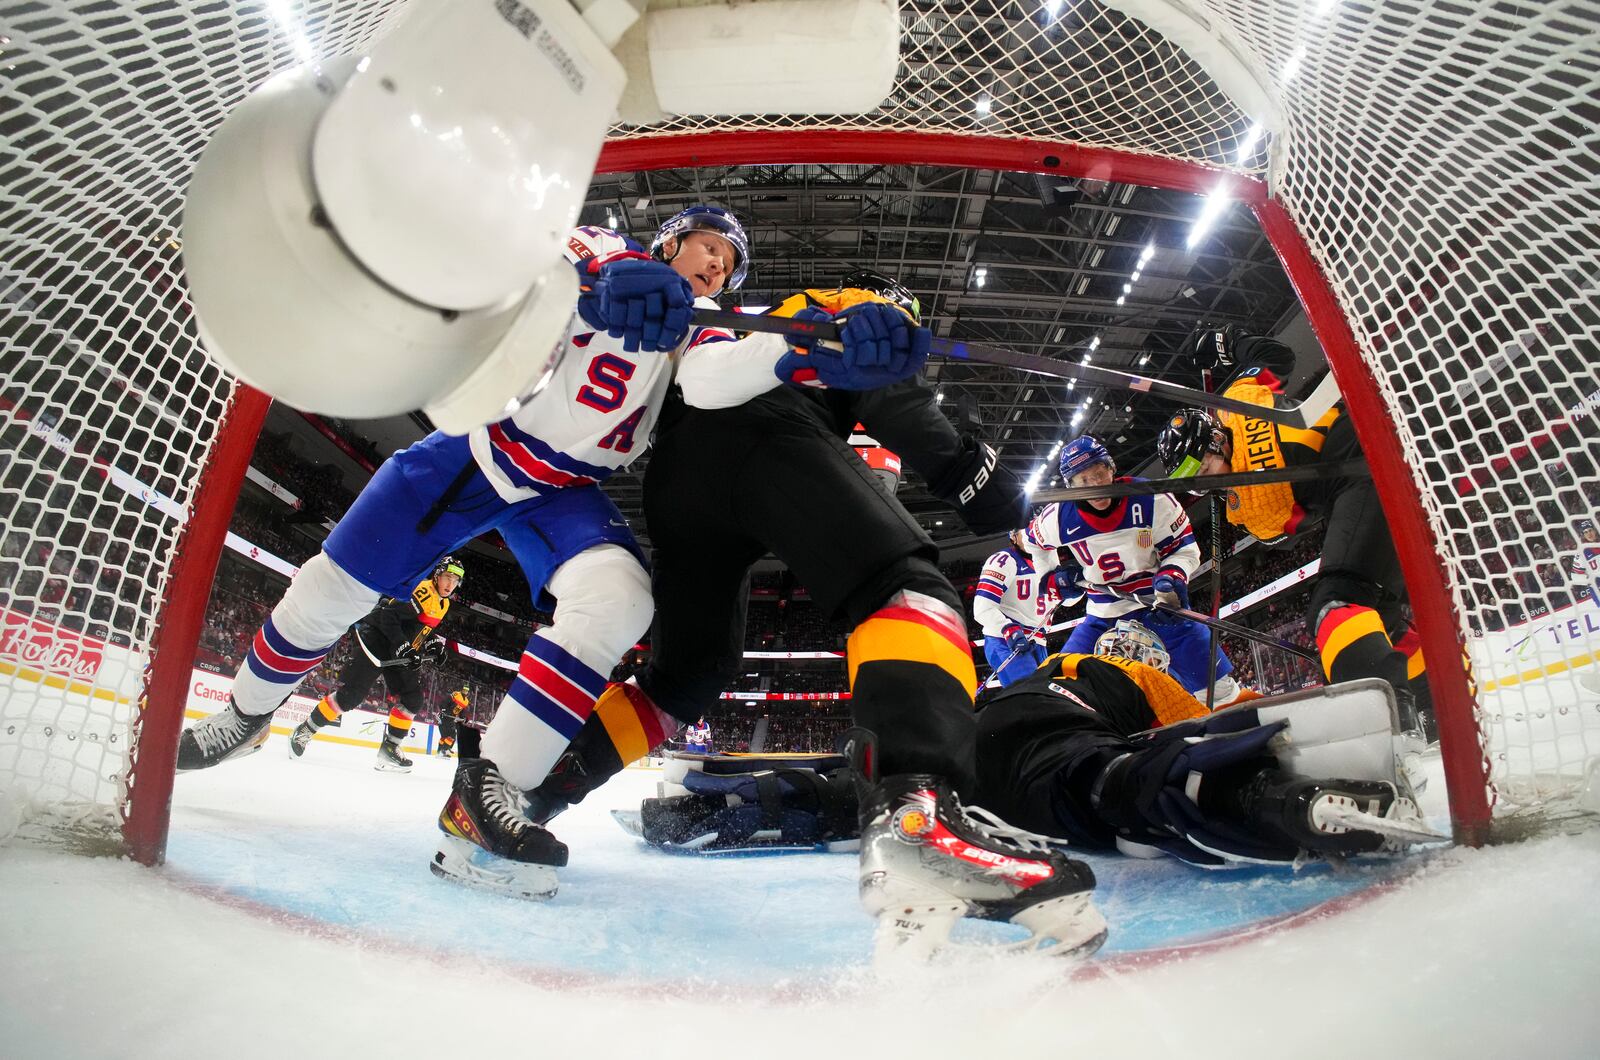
[650,205,751,290]
[1059,435,1114,483]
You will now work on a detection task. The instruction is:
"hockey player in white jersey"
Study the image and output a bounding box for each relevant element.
[975,529,1073,687]
[1029,436,1245,704]
[175,205,923,898]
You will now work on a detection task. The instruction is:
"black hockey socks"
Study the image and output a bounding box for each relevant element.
[845,589,980,793]
[523,682,676,824]
[305,695,342,732]
[1315,603,1410,697]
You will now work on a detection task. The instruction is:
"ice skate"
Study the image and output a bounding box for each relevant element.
[176,699,274,772]
[287,719,314,759]
[374,737,412,773]
[431,758,568,900]
[858,774,1106,966]
[1234,770,1441,856]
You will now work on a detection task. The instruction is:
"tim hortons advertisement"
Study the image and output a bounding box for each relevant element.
[0,605,107,683]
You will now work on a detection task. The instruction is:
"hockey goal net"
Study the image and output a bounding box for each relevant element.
[1,0,1595,859]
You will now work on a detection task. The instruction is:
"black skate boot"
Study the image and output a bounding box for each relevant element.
[176,699,274,772]
[522,716,627,825]
[858,774,1106,965]
[431,757,569,900]
[1232,769,1406,857]
[374,736,412,774]
[287,719,314,759]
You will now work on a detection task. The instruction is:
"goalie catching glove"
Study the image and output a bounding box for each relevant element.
[633,754,859,853]
[775,302,931,390]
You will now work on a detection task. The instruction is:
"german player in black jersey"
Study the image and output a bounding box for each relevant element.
[1157,327,1430,739]
[287,556,464,772]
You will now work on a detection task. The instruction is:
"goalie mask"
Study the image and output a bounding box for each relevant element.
[1157,409,1230,479]
[650,205,751,290]
[1094,619,1171,673]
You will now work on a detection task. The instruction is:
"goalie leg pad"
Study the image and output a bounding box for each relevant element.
[638,765,860,853]
[1095,680,1419,865]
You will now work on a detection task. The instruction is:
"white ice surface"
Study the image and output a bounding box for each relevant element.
[3,737,1599,1060]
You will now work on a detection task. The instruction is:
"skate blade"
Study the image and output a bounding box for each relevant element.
[870,899,968,970]
[374,761,413,773]
[1313,796,1449,848]
[176,731,269,773]
[1006,892,1109,959]
[430,834,558,901]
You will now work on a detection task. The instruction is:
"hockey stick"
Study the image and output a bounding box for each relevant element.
[691,309,1341,428]
[1029,458,1369,504]
[1147,599,1321,665]
[984,634,1040,687]
[1202,361,1225,712]
[1099,584,1321,665]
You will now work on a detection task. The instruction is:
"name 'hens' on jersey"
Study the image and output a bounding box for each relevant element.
[973,544,1062,641]
[468,226,737,504]
[1029,486,1200,619]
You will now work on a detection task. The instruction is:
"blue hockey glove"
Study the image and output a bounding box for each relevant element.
[775,303,930,390]
[1151,568,1190,610]
[575,252,695,353]
[1004,627,1032,654]
[1050,566,1084,598]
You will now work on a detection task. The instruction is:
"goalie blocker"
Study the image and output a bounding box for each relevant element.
[620,675,1440,868]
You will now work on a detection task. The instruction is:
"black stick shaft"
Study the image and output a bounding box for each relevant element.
[1031,459,1369,503]
[1205,493,1225,710]
[690,308,1330,427]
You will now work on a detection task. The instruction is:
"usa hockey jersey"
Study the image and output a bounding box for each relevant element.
[1029,483,1200,620]
[973,543,1063,641]
[467,226,775,503]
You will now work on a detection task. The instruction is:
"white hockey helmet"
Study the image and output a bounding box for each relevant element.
[1094,619,1171,673]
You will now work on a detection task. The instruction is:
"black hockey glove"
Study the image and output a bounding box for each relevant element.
[639,766,859,852]
[1178,323,1246,371]
[928,435,1027,535]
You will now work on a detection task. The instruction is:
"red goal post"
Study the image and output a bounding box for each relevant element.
[2,0,1594,861]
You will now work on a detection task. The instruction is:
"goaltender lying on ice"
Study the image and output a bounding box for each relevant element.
[616,650,1445,869]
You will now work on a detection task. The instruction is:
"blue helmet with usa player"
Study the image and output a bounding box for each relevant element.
[1059,435,1114,484]
[650,205,751,290]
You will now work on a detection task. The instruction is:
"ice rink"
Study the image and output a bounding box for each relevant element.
[3,729,1599,1059]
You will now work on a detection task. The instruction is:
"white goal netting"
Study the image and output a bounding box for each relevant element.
[2,0,1595,850]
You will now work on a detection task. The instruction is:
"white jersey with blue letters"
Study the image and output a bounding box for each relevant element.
[973,544,1062,641]
[468,226,777,504]
[1029,483,1200,620]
